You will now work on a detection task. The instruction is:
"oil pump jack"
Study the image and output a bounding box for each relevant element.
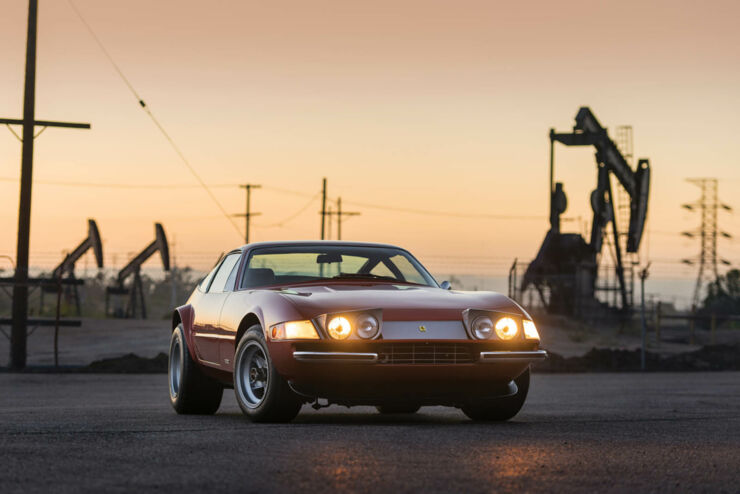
[106,223,170,319]
[41,219,104,315]
[521,107,650,317]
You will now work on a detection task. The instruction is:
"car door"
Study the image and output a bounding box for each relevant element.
[217,255,246,370]
[192,252,241,367]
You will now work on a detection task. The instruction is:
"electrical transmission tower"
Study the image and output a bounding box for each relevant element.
[681,178,732,308]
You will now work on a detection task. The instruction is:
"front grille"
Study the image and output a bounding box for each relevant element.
[377,343,474,364]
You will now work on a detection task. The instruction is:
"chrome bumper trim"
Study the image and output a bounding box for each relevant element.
[293,351,378,363]
[479,350,548,363]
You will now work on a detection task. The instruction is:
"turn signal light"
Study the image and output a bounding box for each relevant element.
[270,320,320,340]
[523,320,540,340]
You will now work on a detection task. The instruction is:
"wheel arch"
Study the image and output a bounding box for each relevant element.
[173,304,197,357]
[172,310,182,331]
[235,312,263,348]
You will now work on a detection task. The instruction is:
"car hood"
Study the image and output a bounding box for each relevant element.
[266,282,523,320]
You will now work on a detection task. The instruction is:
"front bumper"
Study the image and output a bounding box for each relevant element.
[269,340,546,406]
[293,349,547,364]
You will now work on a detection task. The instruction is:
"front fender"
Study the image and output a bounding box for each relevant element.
[220,290,308,339]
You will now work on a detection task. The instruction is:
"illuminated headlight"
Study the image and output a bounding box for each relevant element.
[471,316,494,339]
[523,320,540,340]
[356,314,380,339]
[494,317,519,340]
[327,316,352,340]
[270,320,319,340]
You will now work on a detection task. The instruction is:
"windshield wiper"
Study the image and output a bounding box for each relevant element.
[332,273,399,282]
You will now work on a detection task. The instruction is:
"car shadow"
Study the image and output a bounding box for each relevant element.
[212,408,536,428]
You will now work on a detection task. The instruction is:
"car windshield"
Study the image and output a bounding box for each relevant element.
[240,245,437,289]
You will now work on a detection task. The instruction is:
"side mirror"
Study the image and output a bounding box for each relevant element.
[440,281,451,290]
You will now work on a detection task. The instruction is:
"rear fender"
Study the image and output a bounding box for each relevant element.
[174,304,197,357]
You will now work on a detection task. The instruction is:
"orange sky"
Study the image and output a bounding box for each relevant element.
[1,0,739,280]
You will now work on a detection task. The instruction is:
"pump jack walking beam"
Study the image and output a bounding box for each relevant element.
[550,107,651,253]
[107,223,170,319]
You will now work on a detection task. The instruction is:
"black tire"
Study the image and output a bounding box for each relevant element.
[376,404,421,414]
[168,324,223,414]
[461,368,530,422]
[233,325,303,423]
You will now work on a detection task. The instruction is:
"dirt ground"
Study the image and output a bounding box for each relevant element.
[1,315,738,368]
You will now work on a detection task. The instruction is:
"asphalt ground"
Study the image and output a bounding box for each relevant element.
[1,372,738,493]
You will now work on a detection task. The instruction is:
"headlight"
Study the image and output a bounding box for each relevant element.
[327,316,352,340]
[523,320,540,340]
[494,317,518,340]
[356,314,379,339]
[471,316,494,339]
[270,320,319,340]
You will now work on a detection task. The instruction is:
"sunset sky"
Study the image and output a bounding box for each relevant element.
[1,0,739,289]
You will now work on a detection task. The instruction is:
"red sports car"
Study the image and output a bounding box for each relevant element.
[168,241,546,422]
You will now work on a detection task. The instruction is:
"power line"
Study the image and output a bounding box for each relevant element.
[0,176,235,189]
[67,0,243,240]
[254,193,320,228]
[262,185,316,198]
[341,199,543,220]
[1,172,543,222]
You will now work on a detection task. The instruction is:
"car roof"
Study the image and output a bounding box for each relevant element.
[238,240,407,253]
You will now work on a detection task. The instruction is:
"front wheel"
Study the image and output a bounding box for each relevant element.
[462,368,530,422]
[233,325,303,423]
[169,324,223,414]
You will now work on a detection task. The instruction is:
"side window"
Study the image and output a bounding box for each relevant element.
[198,265,219,291]
[224,253,242,291]
[207,253,241,293]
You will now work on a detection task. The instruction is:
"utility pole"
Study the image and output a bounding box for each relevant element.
[233,184,261,244]
[2,0,91,370]
[681,178,732,308]
[639,263,650,371]
[326,206,333,241]
[320,178,327,240]
[335,197,360,240]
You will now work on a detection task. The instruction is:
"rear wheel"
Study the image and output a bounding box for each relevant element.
[376,404,421,414]
[462,368,530,422]
[169,324,223,414]
[234,325,303,423]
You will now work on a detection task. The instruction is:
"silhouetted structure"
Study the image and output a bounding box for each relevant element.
[320,178,328,240]
[106,223,170,319]
[1,0,90,369]
[233,184,261,244]
[334,198,360,240]
[40,219,104,315]
[516,107,651,318]
[323,197,360,240]
[681,178,732,308]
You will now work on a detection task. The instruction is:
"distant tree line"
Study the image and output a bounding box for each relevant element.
[699,269,740,323]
